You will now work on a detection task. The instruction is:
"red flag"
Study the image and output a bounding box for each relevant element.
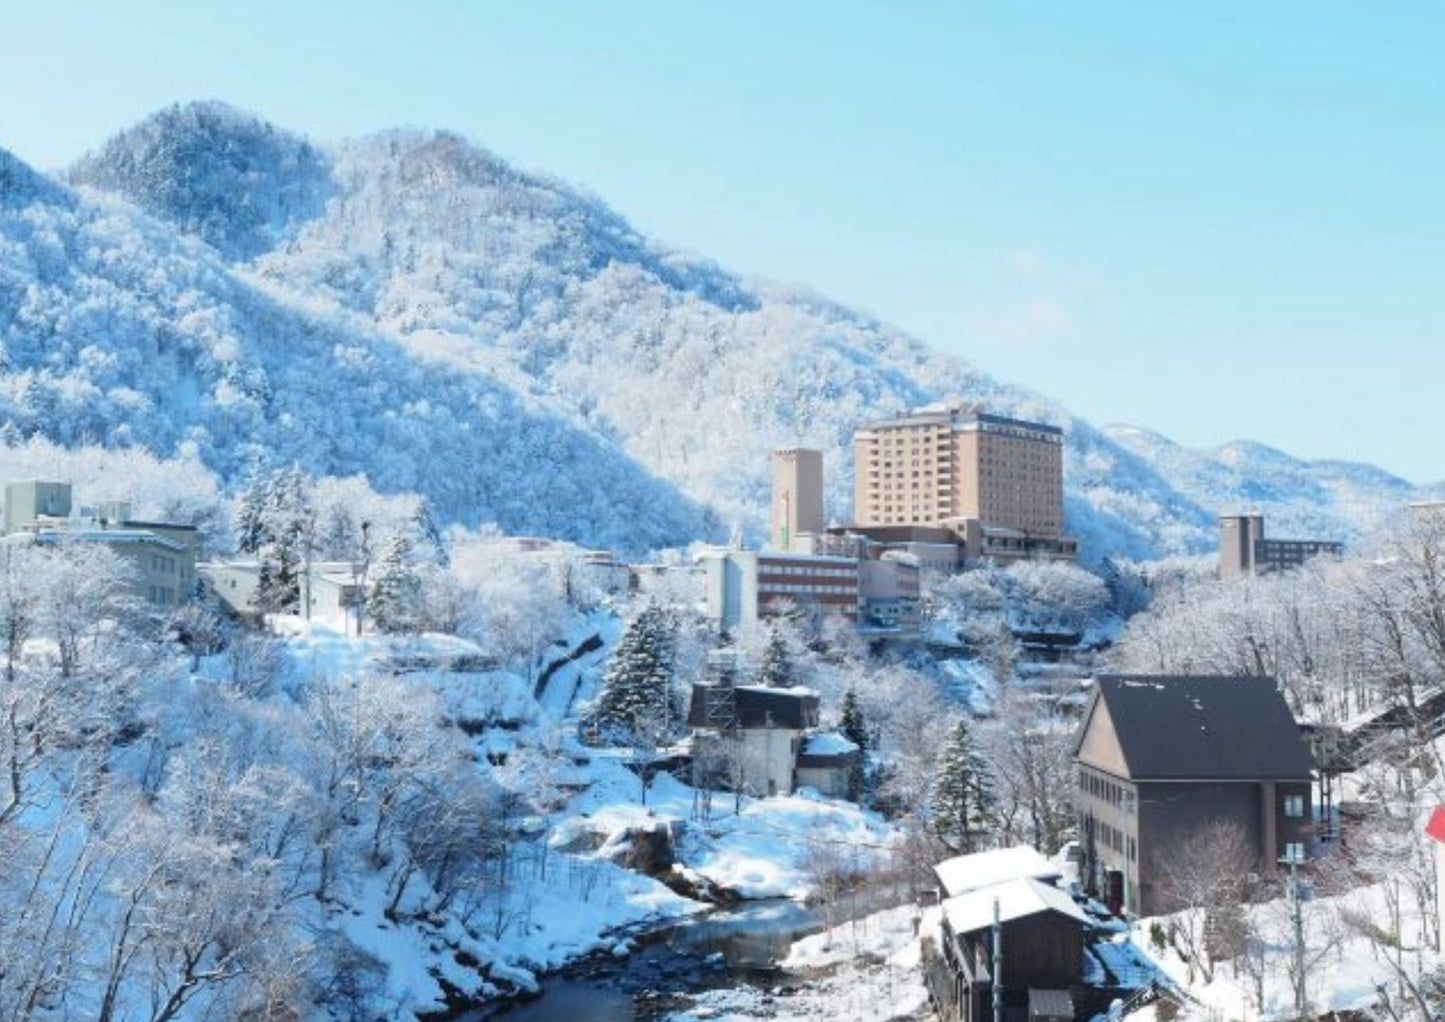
[1425,806,1445,845]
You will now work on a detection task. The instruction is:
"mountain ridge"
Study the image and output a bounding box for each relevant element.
[2,100,1432,560]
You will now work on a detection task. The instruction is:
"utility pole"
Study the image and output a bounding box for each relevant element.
[1289,856,1305,1019]
[992,896,1004,1022]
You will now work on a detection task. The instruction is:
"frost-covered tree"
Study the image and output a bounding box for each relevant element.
[839,688,869,801]
[586,605,676,749]
[369,533,423,634]
[757,626,795,688]
[930,716,997,853]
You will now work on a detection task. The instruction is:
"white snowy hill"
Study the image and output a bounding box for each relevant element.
[0,100,1430,558]
[1105,424,1445,546]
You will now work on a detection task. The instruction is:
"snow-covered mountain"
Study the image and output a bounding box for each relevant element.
[1105,425,1445,546]
[0,132,707,551]
[0,100,1426,559]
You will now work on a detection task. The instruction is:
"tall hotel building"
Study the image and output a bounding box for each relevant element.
[852,402,1076,562]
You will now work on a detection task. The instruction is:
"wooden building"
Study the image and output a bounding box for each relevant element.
[925,876,1087,1022]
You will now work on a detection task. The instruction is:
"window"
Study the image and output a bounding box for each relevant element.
[1282,842,1305,864]
[1283,795,1305,818]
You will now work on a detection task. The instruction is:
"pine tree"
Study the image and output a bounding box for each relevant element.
[930,716,997,853]
[839,689,868,752]
[369,533,422,634]
[235,468,269,554]
[587,605,676,745]
[255,539,300,614]
[839,688,869,800]
[758,627,795,688]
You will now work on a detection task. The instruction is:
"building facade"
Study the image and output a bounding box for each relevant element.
[699,548,860,631]
[771,448,825,550]
[3,481,199,610]
[1218,514,1343,579]
[1073,675,1316,915]
[852,403,1074,562]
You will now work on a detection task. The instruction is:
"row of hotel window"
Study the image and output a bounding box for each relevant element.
[763,566,855,578]
[759,583,856,596]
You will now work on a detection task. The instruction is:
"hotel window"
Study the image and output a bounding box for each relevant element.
[1283,795,1305,818]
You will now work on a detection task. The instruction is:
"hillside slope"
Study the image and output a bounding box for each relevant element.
[21,101,1434,558]
[1,139,709,551]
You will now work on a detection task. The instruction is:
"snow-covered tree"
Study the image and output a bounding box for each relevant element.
[839,688,869,800]
[930,716,997,853]
[368,533,423,634]
[757,626,795,688]
[586,604,677,748]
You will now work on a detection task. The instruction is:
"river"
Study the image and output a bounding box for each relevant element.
[459,895,901,1021]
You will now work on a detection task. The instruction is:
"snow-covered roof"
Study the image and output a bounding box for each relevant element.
[933,844,1059,898]
[940,876,1086,937]
[802,732,860,756]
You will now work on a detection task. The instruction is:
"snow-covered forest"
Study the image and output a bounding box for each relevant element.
[0,101,1437,563]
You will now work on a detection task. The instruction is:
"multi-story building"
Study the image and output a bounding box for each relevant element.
[852,402,1075,562]
[2,481,199,610]
[1073,674,1315,916]
[771,448,825,550]
[1218,514,1343,579]
[699,548,860,632]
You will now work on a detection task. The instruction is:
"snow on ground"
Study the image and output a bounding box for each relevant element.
[668,904,932,1021]
[562,762,898,900]
[1138,879,1430,1020]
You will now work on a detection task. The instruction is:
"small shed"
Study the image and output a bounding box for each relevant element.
[795,732,860,798]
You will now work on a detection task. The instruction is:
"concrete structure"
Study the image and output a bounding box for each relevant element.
[1073,675,1316,915]
[3,480,199,610]
[817,524,965,573]
[1218,513,1343,579]
[4,480,73,533]
[699,548,859,631]
[857,556,922,633]
[687,681,822,797]
[853,402,1075,563]
[200,559,362,623]
[771,448,825,551]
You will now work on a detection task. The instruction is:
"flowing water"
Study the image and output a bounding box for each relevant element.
[464,896,887,1021]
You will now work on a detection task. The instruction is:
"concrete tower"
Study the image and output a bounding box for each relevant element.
[771,448,824,550]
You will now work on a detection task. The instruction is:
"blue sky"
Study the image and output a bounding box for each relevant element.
[3,2,1441,481]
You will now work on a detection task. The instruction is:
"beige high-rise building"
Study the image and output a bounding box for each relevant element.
[852,403,1074,561]
[771,448,824,550]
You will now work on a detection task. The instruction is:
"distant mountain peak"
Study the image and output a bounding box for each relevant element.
[69,100,333,260]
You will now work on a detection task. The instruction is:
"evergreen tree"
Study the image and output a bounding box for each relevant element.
[255,539,300,614]
[839,688,869,800]
[757,627,795,688]
[587,604,676,745]
[839,689,868,751]
[930,716,997,853]
[368,533,422,634]
[235,468,269,554]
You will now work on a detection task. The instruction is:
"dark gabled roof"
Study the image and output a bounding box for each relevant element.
[687,684,820,730]
[1077,675,1314,781]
